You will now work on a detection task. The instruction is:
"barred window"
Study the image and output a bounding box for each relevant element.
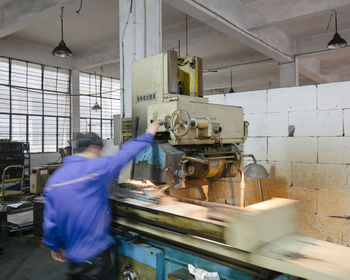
[79,73,120,139]
[0,57,71,153]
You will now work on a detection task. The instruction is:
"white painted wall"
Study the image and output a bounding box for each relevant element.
[207,81,350,246]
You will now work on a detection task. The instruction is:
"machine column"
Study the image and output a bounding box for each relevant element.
[119,0,162,118]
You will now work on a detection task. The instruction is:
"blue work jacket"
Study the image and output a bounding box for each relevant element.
[43,133,154,263]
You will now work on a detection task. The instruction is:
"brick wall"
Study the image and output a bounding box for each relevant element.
[207,81,350,246]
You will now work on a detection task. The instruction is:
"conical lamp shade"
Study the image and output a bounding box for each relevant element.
[52,40,72,57]
[244,163,269,178]
[92,102,102,111]
[328,32,348,49]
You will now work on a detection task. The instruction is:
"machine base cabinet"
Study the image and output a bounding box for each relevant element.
[115,235,295,280]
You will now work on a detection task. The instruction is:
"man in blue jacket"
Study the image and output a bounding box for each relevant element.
[43,121,159,280]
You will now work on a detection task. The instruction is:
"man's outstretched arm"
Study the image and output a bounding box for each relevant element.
[97,121,160,179]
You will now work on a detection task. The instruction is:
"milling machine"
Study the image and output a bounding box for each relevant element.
[130,50,248,189]
[112,51,350,280]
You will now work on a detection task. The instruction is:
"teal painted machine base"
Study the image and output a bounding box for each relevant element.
[116,235,296,280]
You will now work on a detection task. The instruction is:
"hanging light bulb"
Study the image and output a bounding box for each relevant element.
[229,70,235,93]
[92,72,101,111]
[327,10,348,49]
[52,6,73,57]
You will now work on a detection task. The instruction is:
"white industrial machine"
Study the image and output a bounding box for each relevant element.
[111,51,350,280]
[129,50,248,186]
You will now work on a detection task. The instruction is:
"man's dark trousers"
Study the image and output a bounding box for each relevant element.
[66,247,114,280]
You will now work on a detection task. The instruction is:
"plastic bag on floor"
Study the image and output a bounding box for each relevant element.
[188,264,220,280]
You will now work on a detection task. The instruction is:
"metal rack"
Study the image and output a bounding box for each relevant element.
[0,140,30,197]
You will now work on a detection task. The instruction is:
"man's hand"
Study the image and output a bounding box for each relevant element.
[146,120,161,135]
[50,249,65,262]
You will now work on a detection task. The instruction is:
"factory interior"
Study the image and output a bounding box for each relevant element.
[1,0,350,279]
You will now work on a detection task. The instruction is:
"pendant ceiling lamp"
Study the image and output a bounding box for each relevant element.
[92,102,102,111]
[92,72,101,111]
[229,70,235,93]
[327,10,348,49]
[52,6,73,57]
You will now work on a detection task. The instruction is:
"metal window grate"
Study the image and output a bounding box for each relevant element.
[0,113,9,139]
[11,115,26,142]
[0,57,71,153]
[79,72,120,139]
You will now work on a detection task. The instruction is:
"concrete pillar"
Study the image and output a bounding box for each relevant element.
[119,0,162,117]
[71,70,80,139]
[280,62,298,87]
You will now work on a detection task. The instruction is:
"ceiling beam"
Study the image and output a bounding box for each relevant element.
[74,24,270,72]
[73,42,120,70]
[320,57,350,75]
[245,0,350,29]
[163,19,224,51]
[204,58,276,73]
[252,26,294,56]
[297,57,326,84]
[203,71,280,92]
[164,0,293,63]
[0,0,71,38]
[75,23,228,71]
[323,72,350,83]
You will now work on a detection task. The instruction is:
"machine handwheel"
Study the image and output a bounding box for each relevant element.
[170,109,192,137]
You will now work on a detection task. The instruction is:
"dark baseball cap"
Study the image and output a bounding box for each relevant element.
[75,132,103,153]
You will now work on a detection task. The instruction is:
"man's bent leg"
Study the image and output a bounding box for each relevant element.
[67,247,114,280]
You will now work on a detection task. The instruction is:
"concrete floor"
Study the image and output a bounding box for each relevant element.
[0,236,66,280]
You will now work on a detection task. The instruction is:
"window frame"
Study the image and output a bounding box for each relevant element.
[79,72,120,139]
[0,56,71,153]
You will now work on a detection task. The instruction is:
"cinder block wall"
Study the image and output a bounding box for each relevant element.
[207,81,350,246]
